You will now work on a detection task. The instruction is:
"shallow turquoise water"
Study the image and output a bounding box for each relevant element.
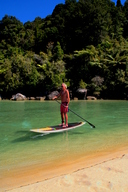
[0,100,128,173]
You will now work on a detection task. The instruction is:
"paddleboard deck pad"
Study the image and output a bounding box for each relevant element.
[30,122,85,134]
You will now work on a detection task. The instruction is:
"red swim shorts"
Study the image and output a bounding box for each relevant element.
[60,102,68,113]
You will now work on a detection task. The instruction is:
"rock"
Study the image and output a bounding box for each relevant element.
[11,93,26,101]
[87,96,97,100]
[46,91,59,100]
[36,97,46,100]
[74,97,78,100]
[29,97,35,100]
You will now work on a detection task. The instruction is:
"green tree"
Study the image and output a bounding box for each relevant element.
[0,15,24,48]
[37,43,66,90]
[0,49,41,97]
[97,37,128,98]
[23,21,35,51]
[123,0,128,38]
[79,79,87,89]
[53,42,64,61]
[116,0,122,8]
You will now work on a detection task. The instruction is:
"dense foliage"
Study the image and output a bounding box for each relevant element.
[0,0,128,99]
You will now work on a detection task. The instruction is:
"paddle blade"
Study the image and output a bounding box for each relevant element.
[89,123,95,128]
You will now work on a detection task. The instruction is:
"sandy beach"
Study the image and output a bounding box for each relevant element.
[1,146,128,192]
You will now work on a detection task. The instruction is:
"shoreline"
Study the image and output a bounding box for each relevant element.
[1,145,128,192]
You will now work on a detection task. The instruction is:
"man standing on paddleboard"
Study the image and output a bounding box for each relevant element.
[53,83,70,127]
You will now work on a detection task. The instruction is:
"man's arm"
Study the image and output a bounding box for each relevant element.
[52,92,61,100]
[66,90,70,105]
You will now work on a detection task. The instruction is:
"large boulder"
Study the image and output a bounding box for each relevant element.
[11,93,26,101]
[46,91,59,100]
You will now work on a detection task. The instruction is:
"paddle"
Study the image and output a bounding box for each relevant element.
[55,100,95,128]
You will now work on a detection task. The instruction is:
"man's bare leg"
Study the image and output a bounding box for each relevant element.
[61,112,65,126]
[65,113,68,127]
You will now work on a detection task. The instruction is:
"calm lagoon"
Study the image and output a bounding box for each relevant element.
[0,100,128,181]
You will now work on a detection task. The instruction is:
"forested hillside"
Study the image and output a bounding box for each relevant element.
[0,0,128,99]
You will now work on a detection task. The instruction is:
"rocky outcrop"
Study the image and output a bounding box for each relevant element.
[11,93,26,101]
[46,91,59,100]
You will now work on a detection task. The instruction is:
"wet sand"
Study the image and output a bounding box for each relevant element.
[1,146,128,192]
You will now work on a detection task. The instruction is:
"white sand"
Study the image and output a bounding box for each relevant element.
[6,153,128,192]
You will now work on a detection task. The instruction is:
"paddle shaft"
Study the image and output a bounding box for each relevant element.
[55,100,95,128]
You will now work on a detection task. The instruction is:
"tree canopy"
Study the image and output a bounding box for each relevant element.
[0,0,128,99]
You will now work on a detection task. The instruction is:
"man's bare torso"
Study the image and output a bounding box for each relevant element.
[60,90,69,103]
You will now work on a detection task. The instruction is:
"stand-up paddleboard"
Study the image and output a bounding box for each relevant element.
[30,122,85,134]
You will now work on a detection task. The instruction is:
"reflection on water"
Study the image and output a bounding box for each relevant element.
[0,100,128,172]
